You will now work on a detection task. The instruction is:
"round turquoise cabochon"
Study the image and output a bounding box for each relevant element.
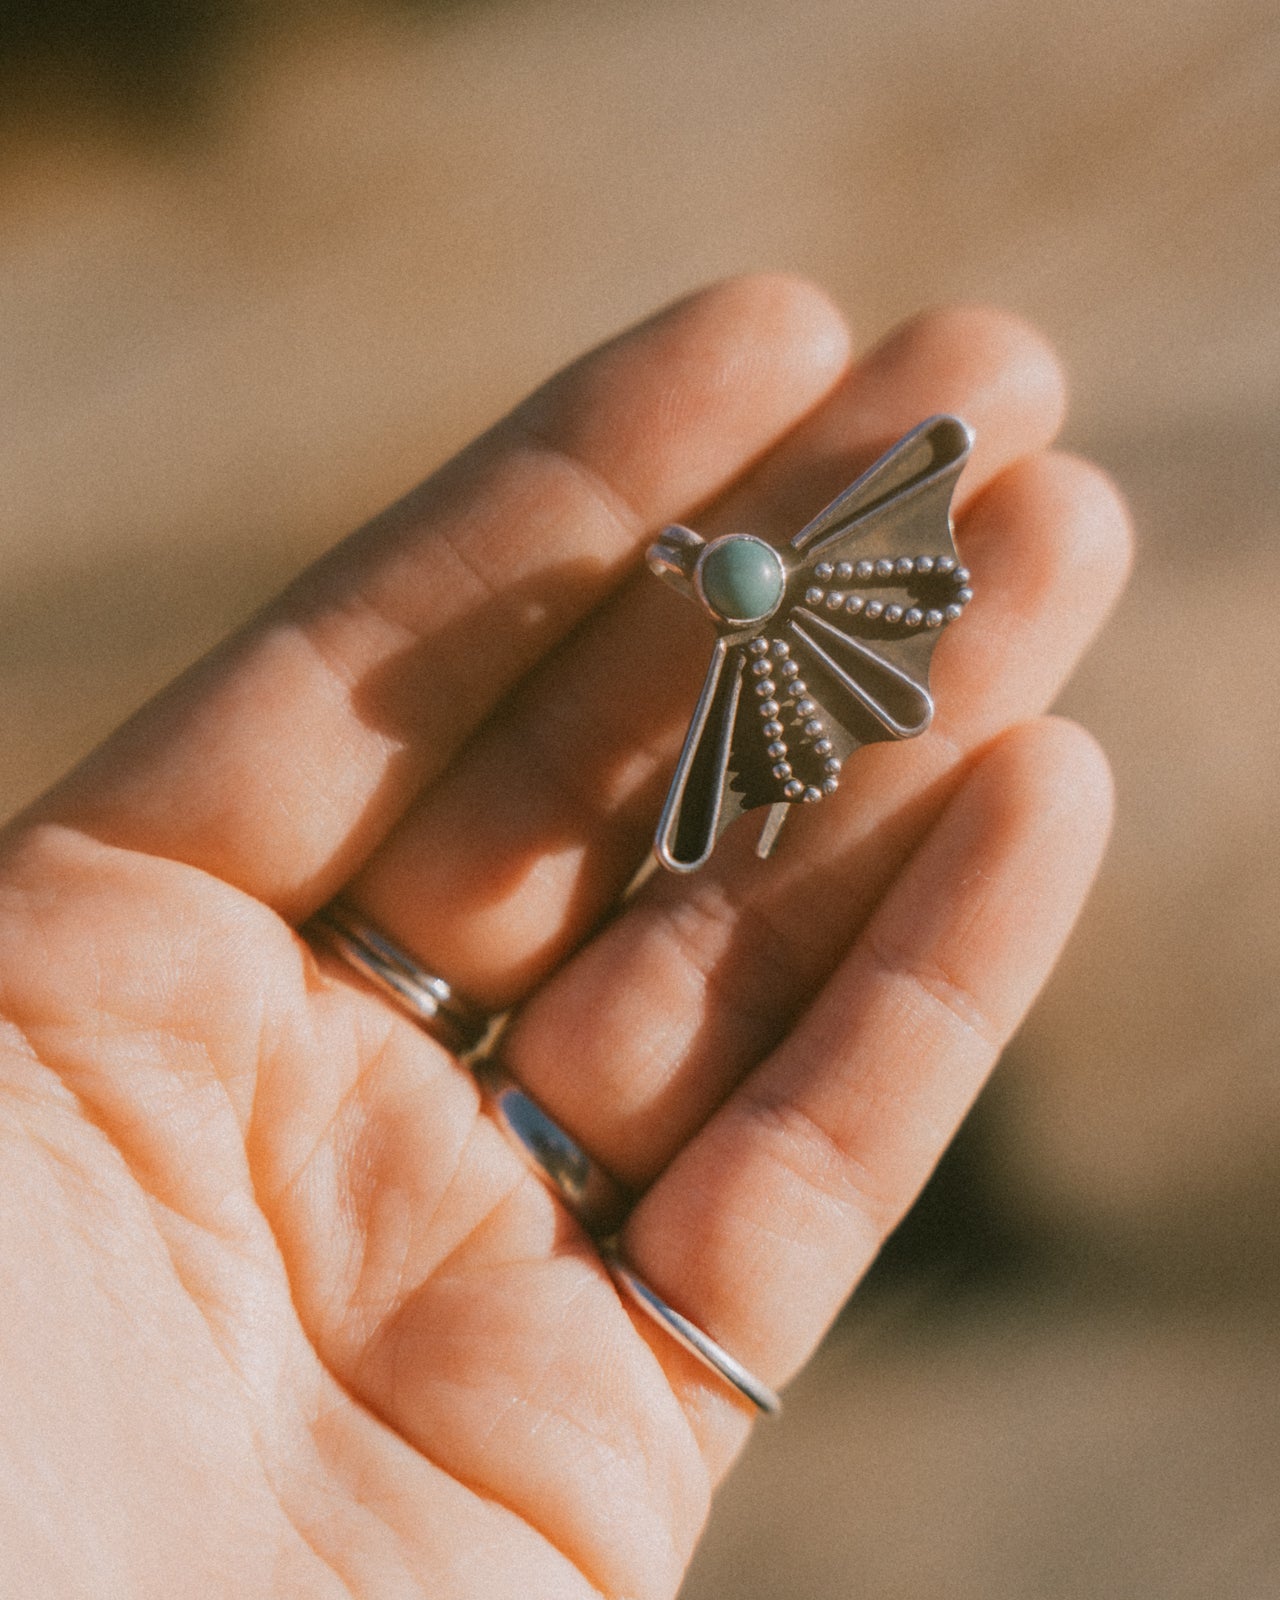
[698,536,785,624]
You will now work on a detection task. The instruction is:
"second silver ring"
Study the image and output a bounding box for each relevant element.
[472,1058,631,1237]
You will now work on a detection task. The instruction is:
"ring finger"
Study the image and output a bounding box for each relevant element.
[495,440,1131,1184]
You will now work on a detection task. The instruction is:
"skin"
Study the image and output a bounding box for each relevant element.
[0,277,1130,1599]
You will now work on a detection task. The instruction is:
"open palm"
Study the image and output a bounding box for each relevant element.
[0,279,1129,1599]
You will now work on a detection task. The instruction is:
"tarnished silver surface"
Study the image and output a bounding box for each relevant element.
[472,1059,630,1236]
[312,902,491,1054]
[648,415,974,872]
[605,1251,782,1416]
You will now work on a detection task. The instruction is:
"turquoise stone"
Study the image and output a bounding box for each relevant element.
[698,536,784,624]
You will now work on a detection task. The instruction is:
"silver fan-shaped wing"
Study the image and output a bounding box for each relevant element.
[772,411,972,766]
[790,414,972,557]
[654,641,785,872]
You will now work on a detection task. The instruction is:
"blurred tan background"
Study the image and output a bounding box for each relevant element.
[2,0,1278,1594]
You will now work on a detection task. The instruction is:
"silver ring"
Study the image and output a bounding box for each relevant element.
[473,1059,629,1237]
[313,903,491,1054]
[604,1251,782,1416]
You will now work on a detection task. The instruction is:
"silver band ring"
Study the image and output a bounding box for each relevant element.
[605,1251,782,1416]
[313,903,491,1054]
[473,1059,630,1236]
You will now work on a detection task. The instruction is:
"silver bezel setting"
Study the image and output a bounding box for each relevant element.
[692,533,787,629]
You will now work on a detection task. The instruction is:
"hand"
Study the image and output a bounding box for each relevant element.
[0,278,1129,1598]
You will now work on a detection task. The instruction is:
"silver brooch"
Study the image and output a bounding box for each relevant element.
[647,414,974,872]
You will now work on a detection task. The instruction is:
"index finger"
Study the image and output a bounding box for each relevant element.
[15,277,851,918]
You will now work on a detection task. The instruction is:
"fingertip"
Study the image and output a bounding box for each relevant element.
[860,303,1068,488]
[655,272,854,438]
[1033,449,1137,592]
[969,714,1116,876]
[517,273,854,520]
[962,447,1135,631]
[707,271,854,384]
[906,302,1068,436]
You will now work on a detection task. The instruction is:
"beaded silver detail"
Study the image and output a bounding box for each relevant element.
[742,554,977,808]
[799,556,974,630]
[751,631,845,804]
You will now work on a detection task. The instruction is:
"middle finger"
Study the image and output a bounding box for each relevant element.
[345,306,1068,1010]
